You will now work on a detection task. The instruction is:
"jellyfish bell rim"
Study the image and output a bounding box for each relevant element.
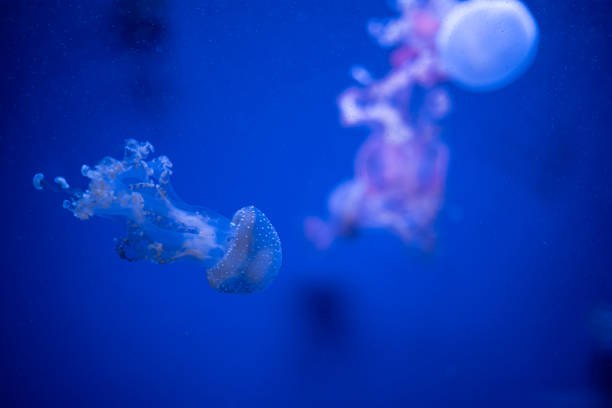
[206,205,282,294]
[436,0,539,92]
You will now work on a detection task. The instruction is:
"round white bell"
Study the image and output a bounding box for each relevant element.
[437,0,539,91]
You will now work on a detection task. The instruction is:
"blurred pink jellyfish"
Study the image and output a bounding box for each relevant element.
[305,0,538,250]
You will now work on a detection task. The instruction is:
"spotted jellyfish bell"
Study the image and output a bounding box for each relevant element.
[207,206,282,294]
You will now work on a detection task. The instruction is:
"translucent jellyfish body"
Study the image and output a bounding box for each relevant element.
[305,0,539,250]
[437,0,539,90]
[33,140,282,294]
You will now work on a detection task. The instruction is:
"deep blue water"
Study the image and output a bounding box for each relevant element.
[1,1,611,406]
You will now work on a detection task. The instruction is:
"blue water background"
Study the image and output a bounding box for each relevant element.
[1,1,611,406]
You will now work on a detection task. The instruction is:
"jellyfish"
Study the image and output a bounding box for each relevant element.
[436,0,539,91]
[305,0,538,249]
[33,140,282,294]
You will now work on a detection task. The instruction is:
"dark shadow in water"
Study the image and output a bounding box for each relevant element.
[110,0,167,53]
[108,0,172,114]
[590,350,612,400]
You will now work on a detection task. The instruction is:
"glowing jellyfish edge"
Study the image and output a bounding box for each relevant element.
[33,139,282,294]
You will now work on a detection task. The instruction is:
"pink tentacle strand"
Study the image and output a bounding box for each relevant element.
[306,0,453,250]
